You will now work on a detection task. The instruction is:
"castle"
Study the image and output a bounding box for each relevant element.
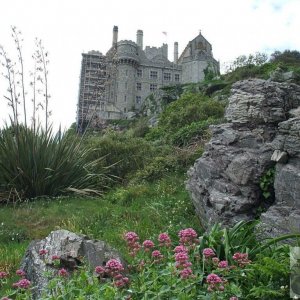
[77,26,219,130]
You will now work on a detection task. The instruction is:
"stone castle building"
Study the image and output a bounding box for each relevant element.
[77,26,219,129]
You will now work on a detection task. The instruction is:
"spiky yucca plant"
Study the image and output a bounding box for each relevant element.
[0,125,109,201]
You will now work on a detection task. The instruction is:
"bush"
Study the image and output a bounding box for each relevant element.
[82,131,157,182]
[0,125,108,201]
[158,93,224,132]
[170,118,225,146]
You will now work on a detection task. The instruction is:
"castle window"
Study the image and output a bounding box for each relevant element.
[150,84,157,92]
[124,95,127,102]
[124,107,127,112]
[136,96,141,104]
[150,71,158,79]
[125,70,128,76]
[125,82,128,89]
[175,74,180,82]
[136,83,142,91]
[137,69,142,77]
[163,72,171,81]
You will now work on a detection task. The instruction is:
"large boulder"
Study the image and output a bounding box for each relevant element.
[186,79,300,235]
[20,230,125,298]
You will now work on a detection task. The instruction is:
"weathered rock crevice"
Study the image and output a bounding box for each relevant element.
[186,79,300,236]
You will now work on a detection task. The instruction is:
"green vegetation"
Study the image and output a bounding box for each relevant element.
[259,166,276,200]
[0,126,109,201]
[1,42,300,299]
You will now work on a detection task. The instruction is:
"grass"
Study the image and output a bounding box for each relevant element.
[0,173,200,289]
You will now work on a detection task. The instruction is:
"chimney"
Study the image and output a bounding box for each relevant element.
[174,42,178,64]
[112,25,118,46]
[136,30,143,49]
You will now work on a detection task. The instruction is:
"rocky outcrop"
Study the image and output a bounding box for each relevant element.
[20,230,125,298]
[186,79,300,236]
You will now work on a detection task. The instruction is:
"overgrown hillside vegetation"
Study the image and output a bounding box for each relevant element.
[1,48,300,299]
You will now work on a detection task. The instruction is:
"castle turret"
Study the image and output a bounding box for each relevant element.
[136,30,143,49]
[174,42,178,64]
[112,25,118,46]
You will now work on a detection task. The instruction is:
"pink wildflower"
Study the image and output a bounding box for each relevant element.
[158,233,171,247]
[124,232,140,257]
[151,250,163,263]
[212,257,220,265]
[114,276,129,288]
[51,255,60,261]
[106,259,124,273]
[16,269,26,277]
[152,250,163,258]
[0,271,8,279]
[95,266,105,275]
[58,268,68,277]
[180,267,193,279]
[203,248,215,258]
[39,249,48,256]
[218,260,228,268]
[232,252,251,267]
[142,240,155,251]
[178,228,197,245]
[174,245,188,253]
[206,273,223,284]
[124,232,139,243]
[230,297,239,300]
[1,297,12,300]
[13,278,31,289]
[175,252,189,263]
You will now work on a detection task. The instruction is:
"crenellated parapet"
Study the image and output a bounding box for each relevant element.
[113,40,140,66]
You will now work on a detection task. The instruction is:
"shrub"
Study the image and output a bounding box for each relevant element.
[0,125,108,201]
[158,93,224,132]
[82,131,157,182]
[170,118,225,146]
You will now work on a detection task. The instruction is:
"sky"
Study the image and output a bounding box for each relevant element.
[0,0,299,130]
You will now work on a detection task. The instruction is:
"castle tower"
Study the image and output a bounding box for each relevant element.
[174,42,178,64]
[112,26,118,46]
[136,30,143,49]
[114,41,140,114]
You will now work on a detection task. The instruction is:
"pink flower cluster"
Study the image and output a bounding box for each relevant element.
[174,245,188,253]
[232,252,251,267]
[0,271,8,279]
[95,266,105,275]
[1,297,12,300]
[151,250,164,263]
[230,297,239,300]
[158,233,171,247]
[113,273,130,288]
[58,268,68,277]
[106,259,124,275]
[218,260,228,268]
[51,255,60,261]
[12,278,31,289]
[16,269,26,277]
[203,248,215,258]
[173,244,194,279]
[95,259,127,289]
[178,228,198,245]
[124,232,141,257]
[39,249,48,256]
[142,240,155,251]
[206,273,224,292]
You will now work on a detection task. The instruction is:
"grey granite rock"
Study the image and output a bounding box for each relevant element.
[186,79,300,236]
[20,229,125,298]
